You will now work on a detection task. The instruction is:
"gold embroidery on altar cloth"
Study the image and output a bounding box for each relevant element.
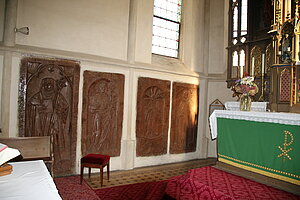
[218,157,300,185]
[277,130,294,161]
[218,153,300,179]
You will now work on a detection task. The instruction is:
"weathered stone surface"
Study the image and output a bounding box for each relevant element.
[136,77,170,157]
[170,82,199,154]
[81,71,124,157]
[19,57,80,176]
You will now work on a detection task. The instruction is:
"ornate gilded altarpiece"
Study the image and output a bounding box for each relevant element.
[19,58,80,176]
[81,71,124,157]
[136,77,170,157]
[170,82,199,154]
[269,0,300,112]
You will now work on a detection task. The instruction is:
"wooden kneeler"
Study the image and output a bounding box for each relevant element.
[80,154,110,186]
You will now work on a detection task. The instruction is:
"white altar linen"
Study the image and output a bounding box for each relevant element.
[209,110,300,139]
[0,160,62,200]
[224,101,268,111]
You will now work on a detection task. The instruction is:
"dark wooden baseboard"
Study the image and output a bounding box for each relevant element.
[214,161,300,196]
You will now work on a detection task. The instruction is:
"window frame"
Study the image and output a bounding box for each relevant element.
[227,0,249,81]
[151,0,182,58]
[227,0,274,102]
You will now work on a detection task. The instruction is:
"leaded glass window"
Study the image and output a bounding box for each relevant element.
[152,0,182,58]
[228,0,248,80]
[227,0,274,102]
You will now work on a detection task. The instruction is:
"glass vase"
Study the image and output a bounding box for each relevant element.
[240,95,252,111]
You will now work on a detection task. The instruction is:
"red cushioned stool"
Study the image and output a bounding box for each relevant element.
[80,154,110,186]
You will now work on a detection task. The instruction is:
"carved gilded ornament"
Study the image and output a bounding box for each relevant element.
[273,0,282,32]
[295,2,300,62]
[279,68,291,102]
[266,44,273,74]
[251,46,262,76]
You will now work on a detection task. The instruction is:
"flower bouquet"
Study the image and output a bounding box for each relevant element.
[232,76,258,111]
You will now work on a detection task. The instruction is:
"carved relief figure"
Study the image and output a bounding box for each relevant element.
[136,78,170,157]
[82,71,124,156]
[27,78,69,150]
[280,21,294,63]
[280,34,293,63]
[170,82,198,154]
[143,87,163,139]
[19,58,80,176]
[88,79,112,151]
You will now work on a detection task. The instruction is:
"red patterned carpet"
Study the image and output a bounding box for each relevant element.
[54,176,100,200]
[54,175,168,200]
[165,166,300,200]
[54,167,300,200]
[94,180,168,200]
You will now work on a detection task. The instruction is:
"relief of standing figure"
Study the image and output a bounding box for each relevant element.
[26,77,69,152]
[88,80,111,151]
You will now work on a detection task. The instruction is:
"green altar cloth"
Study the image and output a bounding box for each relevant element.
[217,118,300,185]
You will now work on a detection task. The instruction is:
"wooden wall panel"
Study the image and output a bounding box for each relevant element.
[136,77,170,156]
[81,71,124,157]
[170,82,198,154]
[19,58,80,176]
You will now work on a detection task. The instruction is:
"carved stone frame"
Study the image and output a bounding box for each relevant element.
[18,57,80,176]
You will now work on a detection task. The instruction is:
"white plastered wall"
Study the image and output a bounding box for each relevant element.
[204,0,236,157]
[16,0,130,60]
[0,53,3,131]
[2,51,201,174]
[206,81,233,157]
[0,0,5,41]
[180,0,205,72]
[131,70,199,168]
[76,61,131,172]
[134,0,153,63]
[0,52,23,137]
[0,0,233,173]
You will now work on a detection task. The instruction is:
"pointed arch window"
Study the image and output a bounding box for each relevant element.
[230,0,248,45]
[227,0,273,83]
[228,0,248,80]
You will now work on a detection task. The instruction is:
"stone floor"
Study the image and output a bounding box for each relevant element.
[84,158,217,189]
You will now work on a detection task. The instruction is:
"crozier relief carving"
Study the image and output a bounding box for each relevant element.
[19,58,80,176]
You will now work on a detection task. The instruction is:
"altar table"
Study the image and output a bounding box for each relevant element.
[209,110,300,185]
[0,160,62,200]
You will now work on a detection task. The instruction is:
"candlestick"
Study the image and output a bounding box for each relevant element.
[258,53,265,102]
[261,54,265,74]
[251,57,255,76]
[258,75,265,102]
